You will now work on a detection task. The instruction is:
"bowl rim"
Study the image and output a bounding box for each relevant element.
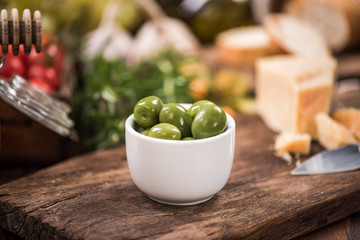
[125,105,235,145]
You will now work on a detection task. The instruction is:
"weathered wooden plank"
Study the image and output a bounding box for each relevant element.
[296,212,360,240]
[1,112,360,240]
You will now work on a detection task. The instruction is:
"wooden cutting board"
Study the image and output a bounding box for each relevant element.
[1,109,360,240]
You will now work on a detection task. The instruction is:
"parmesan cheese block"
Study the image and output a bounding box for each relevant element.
[264,14,331,57]
[333,108,360,141]
[256,55,337,138]
[215,26,280,69]
[315,113,357,150]
[274,132,311,154]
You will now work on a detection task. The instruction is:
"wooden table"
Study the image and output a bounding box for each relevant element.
[1,166,360,240]
[0,81,359,239]
[1,120,360,238]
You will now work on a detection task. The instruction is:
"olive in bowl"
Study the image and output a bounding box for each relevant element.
[125,103,235,206]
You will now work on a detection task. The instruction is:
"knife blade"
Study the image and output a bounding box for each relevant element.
[291,144,360,175]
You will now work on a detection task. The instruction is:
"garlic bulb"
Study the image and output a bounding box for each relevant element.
[127,0,201,64]
[83,0,133,60]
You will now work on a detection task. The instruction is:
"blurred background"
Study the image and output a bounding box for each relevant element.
[0,0,359,171]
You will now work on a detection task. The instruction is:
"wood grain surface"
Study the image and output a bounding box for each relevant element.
[1,110,360,239]
[296,212,360,240]
[0,79,359,240]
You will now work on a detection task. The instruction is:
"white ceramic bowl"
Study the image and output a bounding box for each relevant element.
[125,104,235,206]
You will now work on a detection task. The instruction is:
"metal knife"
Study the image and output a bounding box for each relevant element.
[291,144,360,175]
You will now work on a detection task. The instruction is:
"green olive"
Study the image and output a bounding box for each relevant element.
[192,104,227,139]
[140,129,150,136]
[149,123,181,140]
[188,100,215,119]
[159,103,192,138]
[134,96,163,128]
[182,137,194,140]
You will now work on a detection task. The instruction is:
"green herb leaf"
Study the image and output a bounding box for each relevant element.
[74,51,194,151]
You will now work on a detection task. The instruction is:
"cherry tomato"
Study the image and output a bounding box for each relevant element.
[26,34,52,64]
[28,77,55,94]
[28,64,47,79]
[0,55,26,80]
[46,44,58,58]
[45,67,60,89]
[26,48,44,66]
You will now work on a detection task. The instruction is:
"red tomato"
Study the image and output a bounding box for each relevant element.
[28,64,47,80]
[25,48,44,66]
[0,55,26,80]
[45,67,60,89]
[28,77,55,94]
[46,44,58,58]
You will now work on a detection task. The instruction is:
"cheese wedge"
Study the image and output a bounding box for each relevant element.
[274,132,311,154]
[315,112,357,150]
[215,26,280,68]
[333,108,360,141]
[256,55,336,138]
